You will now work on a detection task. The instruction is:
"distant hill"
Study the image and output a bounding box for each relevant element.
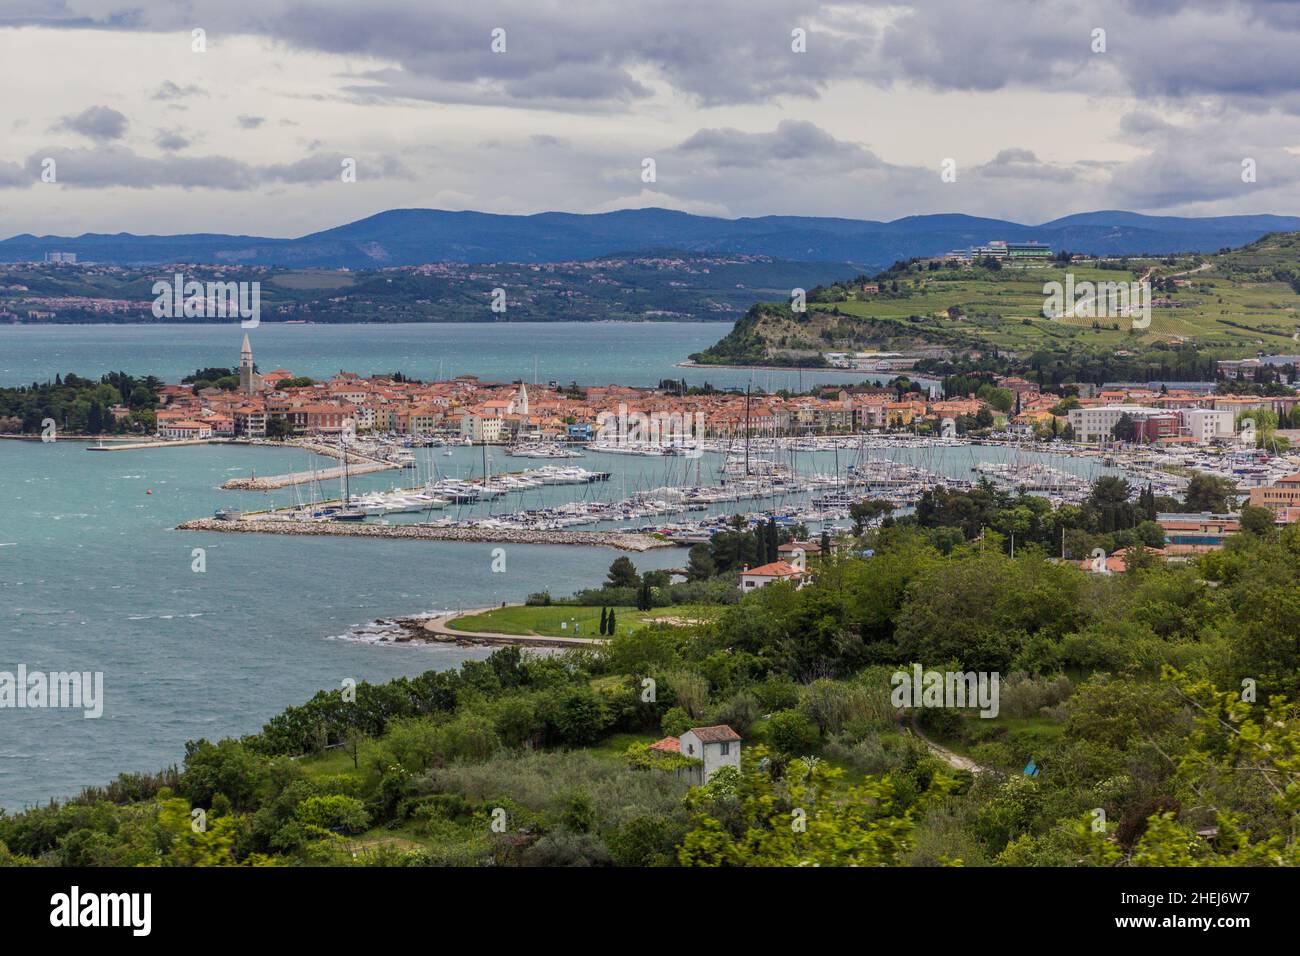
[691,232,1300,366]
[4,208,1299,270]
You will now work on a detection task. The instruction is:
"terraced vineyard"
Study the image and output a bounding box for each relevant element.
[694,233,1300,363]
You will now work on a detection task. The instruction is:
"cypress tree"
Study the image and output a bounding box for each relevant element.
[607,609,617,634]
[599,606,608,635]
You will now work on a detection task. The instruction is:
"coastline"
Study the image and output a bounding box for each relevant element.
[397,605,603,649]
[674,358,941,388]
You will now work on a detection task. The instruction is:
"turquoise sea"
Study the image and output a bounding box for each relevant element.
[0,322,964,808]
[0,438,686,810]
[0,322,931,392]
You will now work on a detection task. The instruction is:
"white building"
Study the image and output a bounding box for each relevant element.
[1183,408,1235,442]
[675,726,742,782]
[1067,405,1164,442]
[739,550,806,592]
[160,419,213,440]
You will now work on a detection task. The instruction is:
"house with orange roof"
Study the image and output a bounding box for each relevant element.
[651,725,741,783]
[739,552,807,592]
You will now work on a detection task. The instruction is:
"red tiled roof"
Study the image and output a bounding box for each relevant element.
[687,725,741,744]
[742,560,801,577]
[649,736,680,753]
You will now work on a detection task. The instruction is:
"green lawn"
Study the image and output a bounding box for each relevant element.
[446,603,717,638]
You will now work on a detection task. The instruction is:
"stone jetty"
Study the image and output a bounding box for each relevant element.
[220,442,397,490]
[176,517,674,551]
[221,460,396,490]
[87,438,220,451]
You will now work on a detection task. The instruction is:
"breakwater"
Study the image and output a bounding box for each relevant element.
[86,438,220,451]
[221,460,396,490]
[176,517,674,551]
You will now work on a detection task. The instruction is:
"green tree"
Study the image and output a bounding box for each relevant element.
[1183,473,1237,513]
[685,543,716,581]
[1239,504,1275,538]
[605,557,640,589]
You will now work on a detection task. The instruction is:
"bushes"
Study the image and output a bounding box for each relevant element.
[799,677,892,736]
[752,675,800,712]
[606,813,685,866]
[709,690,760,734]
[662,669,710,718]
[766,709,821,757]
[429,750,690,821]
[660,707,693,737]
[543,687,609,746]
[293,795,369,835]
[371,714,500,775]
[997,673,1074,720]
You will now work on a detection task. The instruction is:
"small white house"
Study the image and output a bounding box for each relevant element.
[739,550,806,592]
[677,725,742,782]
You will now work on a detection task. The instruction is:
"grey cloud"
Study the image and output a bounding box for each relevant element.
[9,146,399,190]
[977,149,1079,182]
[0,161,28,187]
[237,115,266,129]
[54,105,128,141]
[674,120,888,171]
[152,81,207,100]
[154,129,191,152]
[15,0,1300,109]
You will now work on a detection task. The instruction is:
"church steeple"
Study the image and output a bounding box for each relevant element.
[239,334,260,394]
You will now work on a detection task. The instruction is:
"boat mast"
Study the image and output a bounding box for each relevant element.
[744,385,752,477]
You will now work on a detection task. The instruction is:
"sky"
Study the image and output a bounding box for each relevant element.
[1,0,1299,237]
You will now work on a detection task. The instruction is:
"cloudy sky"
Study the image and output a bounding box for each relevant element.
[1,0,1298,237]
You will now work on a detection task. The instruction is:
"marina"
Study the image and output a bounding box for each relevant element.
[183,432,1171,545]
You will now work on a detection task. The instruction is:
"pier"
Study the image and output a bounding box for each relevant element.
[220,441,399,490]
[221,460,397,490]
[175,517,674,551]
[87,437,221,451]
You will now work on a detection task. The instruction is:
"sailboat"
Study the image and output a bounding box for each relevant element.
[332,440,366,520]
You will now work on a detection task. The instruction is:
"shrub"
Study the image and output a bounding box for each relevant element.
[766,709,821,756]
[660,706,693,737]
[293,795,369,835]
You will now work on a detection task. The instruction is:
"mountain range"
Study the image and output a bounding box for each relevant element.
[5,208,1300,271]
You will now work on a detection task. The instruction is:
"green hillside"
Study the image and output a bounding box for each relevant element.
[693,234,1300,366]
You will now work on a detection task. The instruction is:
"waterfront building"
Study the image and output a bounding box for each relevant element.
[160,419,213,440]
[1183,408,1235,442]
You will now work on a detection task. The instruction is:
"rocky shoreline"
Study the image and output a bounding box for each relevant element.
[176,517,675,551]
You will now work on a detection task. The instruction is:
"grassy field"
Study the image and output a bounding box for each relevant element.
[446,603,717,638]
